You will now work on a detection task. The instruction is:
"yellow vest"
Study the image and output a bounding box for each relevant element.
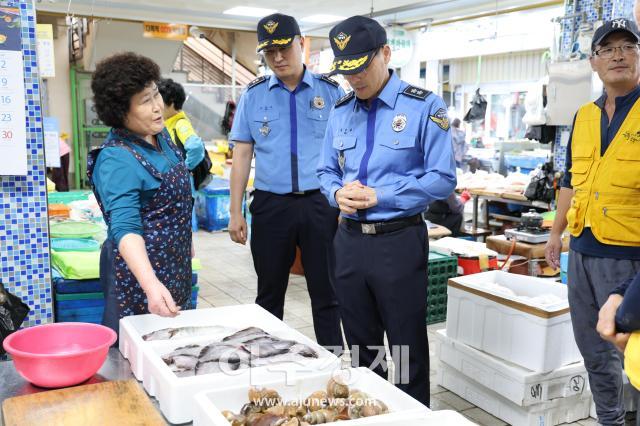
[626,332,640,390]
[164,111,196,145]
[566,100,640,246]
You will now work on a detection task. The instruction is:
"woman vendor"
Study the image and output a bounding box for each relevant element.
[88,52,193,334]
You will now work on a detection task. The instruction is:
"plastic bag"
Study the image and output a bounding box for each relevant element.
[0,282,30,355]
[524,162,555,203]
[463,89,487,123]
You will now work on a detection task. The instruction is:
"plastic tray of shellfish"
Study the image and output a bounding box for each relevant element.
[119,304,341,424]
[191,367,450,426]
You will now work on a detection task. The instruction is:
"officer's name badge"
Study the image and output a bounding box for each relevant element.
[392,114,407,132]
[312,96,325,109]
[259,122,271,136]
[429,108,450,131]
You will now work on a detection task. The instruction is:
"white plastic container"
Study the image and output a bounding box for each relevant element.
[120,305,257,380]
[446,271,581,372]
[437,362,591,426]
[122,305,340,424]
[192,367,432,426]
[435,329,589,406]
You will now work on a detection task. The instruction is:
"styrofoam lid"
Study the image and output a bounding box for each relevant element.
[450,271,569,313]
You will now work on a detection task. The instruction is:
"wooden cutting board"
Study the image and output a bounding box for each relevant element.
[2,379,166,426]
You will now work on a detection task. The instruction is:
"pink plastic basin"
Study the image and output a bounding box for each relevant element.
[2,322,117,388]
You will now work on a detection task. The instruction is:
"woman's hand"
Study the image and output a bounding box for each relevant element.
[146,280,180,317]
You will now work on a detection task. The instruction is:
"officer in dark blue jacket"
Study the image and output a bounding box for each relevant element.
[229,13,344,349]
[317,16,456,406]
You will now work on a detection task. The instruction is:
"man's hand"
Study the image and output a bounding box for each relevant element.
[146,280,180,317]
[597,294,630,352]
[335,181,378,214]
[544,234,563,270]
[228,213,248,245]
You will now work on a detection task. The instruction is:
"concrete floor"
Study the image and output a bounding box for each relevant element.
[193,231,598,426]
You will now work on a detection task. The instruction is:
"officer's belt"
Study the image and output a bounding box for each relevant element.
[289,189,320,196]
[342,214,423,235]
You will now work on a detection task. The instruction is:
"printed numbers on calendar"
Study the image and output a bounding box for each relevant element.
[0,129,13,140]
[0,95,11,104]
[0,113,11,122]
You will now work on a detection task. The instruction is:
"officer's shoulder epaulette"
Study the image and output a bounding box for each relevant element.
[247,75,268,90]
[335,91,355,107]
[401,85,431,101]
[319,74,340,88]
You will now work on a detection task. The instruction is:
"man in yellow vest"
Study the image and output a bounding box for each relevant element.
[545,18,640,425]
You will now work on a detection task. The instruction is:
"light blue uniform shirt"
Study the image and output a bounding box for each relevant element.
[230,68,344,194]
[317,71,457,222]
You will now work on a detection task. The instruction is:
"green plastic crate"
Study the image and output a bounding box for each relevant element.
[427,251,458,325]
[47,190,92,205]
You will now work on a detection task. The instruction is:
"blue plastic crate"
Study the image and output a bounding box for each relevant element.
[55,286,199,323]
[195,177,231,232]
[504,154,547,170]
[560,251,569,284]
[54,278,102,294]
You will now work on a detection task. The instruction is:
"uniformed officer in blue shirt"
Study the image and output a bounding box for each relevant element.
[228,13,344,349]
[317,16,457,406]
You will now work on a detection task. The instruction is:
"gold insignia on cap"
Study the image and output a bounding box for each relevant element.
[333,55,369,71]
[392,114,407,132]
[263,20,279,34]
[272,37,292,45]
[257,40,269,51]
[429,108,450,131]
[334,32,351,51]
[313,96,325,109]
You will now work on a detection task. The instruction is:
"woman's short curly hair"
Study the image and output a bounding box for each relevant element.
[157,78,186,110]
[91,52,161,128]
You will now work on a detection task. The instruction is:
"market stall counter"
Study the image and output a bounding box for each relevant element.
[0,349,166,425]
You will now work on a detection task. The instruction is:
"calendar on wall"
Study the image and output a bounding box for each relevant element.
[0,5,26,175]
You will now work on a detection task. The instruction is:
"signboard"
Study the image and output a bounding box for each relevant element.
[43,117,60,168]
[36,23,55,78]
[0,6,27,176]
[387,26,414,69]
[143,22,189,41]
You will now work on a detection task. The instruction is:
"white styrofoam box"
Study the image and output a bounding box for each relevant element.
[446,271,581,372]
[430,237,498,257]
[434,329,590,407]
[404,410,478,425]
[437,362,591,426]
[193,367,433,426]
[131,305,340,424]
[120,305,251,380]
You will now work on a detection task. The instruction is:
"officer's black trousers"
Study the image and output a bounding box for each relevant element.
[249,190,343,349]
[333,220,430,407]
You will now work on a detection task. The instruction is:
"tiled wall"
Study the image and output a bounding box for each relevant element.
[554,0,636,172]
[0,0,52,327]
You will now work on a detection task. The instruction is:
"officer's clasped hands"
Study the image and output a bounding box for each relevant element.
[335,180,378,214]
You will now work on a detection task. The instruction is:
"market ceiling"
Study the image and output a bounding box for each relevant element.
[36,0,562,36]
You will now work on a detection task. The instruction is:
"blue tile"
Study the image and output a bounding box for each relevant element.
[0,1,52,328]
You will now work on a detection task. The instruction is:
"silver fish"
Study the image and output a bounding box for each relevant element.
[195,360,224,375]
[142,325,233,341]
[199,343,250,364]
[162,344,203,364]
[288,343,318,358]
[221,327,267,343]
[171,365,196,378]
[243,337,295,358]
[249,352,311,367]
